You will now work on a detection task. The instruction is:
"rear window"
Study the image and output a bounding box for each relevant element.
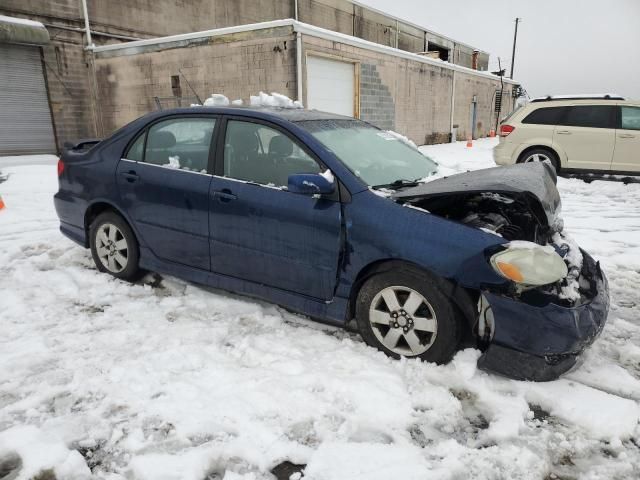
[522,107,568,125]
[560,105,617,129]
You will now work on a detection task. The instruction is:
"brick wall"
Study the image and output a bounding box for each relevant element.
[94,28,297,134]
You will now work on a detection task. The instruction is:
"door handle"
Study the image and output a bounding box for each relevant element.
[120,171,139,183]
[556,130,572,135]
[619,134,636,139]
[213,189,237,202]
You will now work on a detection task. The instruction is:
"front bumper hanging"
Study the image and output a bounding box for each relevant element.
[477,250,609,382]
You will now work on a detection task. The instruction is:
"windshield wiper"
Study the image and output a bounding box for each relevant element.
[373,178,423,190]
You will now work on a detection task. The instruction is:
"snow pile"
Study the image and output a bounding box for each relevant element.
[0,14,45,28]
[200,94,243,107]
[249,91,303,109]
[1,143,640,479]
[385,130,419,150]
[203,94,230,107]
[320,169,334,184]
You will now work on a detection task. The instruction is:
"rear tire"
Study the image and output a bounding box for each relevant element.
[355,269,462,364]
[518,148,560,172]
[89,211,141,281]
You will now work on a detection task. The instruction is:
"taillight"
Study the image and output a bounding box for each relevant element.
[57,158,65,176]
[499,125,515,137]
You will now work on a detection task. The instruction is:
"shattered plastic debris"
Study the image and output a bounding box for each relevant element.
[553,231,584,302]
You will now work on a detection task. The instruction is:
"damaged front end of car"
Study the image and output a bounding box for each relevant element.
[392,162,610,381]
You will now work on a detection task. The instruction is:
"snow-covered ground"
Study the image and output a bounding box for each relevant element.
[1,140,639,480]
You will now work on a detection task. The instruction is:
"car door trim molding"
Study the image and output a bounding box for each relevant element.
[119,157,214,177]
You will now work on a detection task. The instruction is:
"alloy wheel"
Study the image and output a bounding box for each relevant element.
[368,286,438,356]
[524,153,551,163]
[96,223,128,273]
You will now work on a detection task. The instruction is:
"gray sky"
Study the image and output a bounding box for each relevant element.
[358,0,640,100]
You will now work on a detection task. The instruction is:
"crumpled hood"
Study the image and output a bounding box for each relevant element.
[392,162,561,227]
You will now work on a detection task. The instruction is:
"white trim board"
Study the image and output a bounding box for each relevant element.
[91,19,518,85]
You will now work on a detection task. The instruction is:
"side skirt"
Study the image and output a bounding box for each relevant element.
[138,246,350,327]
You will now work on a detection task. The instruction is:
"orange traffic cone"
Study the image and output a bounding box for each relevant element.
[0,195,5,211]
[466,136,473,148]
[489,129,496,138]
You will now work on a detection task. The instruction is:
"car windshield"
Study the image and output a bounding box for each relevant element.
[297,119,438,188]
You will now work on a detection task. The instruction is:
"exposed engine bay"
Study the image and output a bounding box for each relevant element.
[407,191,554,244]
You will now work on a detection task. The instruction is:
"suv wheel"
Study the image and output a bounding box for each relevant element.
[90,211,141,280]
[355,269,462,364]
[519,148,560,172]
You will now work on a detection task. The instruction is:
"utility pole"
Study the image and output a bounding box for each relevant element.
[510,18,521,79]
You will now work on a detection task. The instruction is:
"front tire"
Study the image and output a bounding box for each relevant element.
[355,269,462,364]
[518,148,560,172]
[90,211,140,281]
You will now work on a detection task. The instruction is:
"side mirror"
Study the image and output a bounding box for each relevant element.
[287,173,335,195]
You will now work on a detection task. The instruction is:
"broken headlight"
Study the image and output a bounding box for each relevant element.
[490,241,568,286]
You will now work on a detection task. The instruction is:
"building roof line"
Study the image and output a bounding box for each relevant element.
[348,0,489,55]
[91,19,518,84]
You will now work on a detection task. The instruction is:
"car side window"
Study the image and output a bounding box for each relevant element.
[223,120,321,187]
[124,133,145,161]
[522,107,568,125]
[144,118,216,173]
[621,107,640,131]
[560,105,616,129]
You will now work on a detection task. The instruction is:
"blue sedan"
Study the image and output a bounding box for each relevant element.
[54,106,608,381]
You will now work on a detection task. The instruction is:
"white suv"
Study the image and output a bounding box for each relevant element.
[493,95,640,173]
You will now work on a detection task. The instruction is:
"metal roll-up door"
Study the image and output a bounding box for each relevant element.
[306,56,355,117]
[0,43,56,155]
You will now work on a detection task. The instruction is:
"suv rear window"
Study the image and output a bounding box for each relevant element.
[522,107,568,125]
[560,105,617,129]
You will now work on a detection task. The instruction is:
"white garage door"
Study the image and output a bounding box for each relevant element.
[0,43,56,155]
[306,56,355,117]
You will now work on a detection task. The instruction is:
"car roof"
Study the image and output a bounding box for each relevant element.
[525,99,640,108]
[147,106,356,123]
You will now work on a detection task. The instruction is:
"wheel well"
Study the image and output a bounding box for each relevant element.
[517,145,560,169]
[347,260,479,340]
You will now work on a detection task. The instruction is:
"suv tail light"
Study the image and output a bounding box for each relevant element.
[57,158,65,176]
[499,125,515,137]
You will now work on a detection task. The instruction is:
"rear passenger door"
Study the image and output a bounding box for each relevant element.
[553,105,616,170]
[208,117,343,300]
[116,116,217,270]
[611,106,640,172]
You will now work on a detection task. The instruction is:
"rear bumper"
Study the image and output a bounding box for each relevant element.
[492,141,517,166]
[477,250,609,381]
[54,192,88,247]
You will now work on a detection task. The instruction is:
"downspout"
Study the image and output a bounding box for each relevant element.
[80,0,102,137]
[395,19,399,48]
[294,0,299,20]
[449,70,456,142]
[80,0,93,47]
[296,29,303,104]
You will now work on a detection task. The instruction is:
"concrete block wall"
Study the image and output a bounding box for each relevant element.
[453,72,513,140]
[297,0,354,35]
[302,35,509,146]
[360,63,396,130]
[87,0,293,38]
[94,29,297,134]
[40,30,99,147]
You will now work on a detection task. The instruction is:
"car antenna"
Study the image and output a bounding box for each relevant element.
[178,68,203,105]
